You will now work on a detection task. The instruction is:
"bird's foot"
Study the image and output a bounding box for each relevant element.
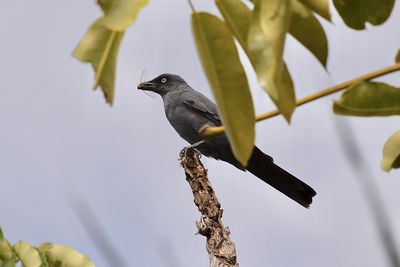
[179,141,204,159]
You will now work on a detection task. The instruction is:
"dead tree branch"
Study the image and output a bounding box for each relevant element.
[180,148,239,267]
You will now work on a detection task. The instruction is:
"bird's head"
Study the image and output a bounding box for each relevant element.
[137,73,187,96]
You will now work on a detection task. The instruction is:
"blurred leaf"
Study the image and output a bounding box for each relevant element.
[192,12,255,166]
[1,258,16,267]
[381,130,400,172]
[0,229,3,240]
[395,49,400,63]
[73,19,125,105]
[298,0,330,20]
[39,243,95,267]
[13,241,46,267]
[0,235,13,262]
[290,0,328,67]
[248,0,295,121]
[97,0,112,12]
[36,250,48,267]
[333,0,394,30]
[0,241,13,262]
[393,156,400,168]
[99,0,149,31]
[73,0,147,105]
[334,81,400,116]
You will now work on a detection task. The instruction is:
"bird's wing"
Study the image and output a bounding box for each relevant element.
[181,91,222,127]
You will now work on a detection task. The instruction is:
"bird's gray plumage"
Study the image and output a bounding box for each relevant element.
[138,73,316,207]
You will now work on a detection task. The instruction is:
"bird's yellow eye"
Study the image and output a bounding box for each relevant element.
[161,78,167,83]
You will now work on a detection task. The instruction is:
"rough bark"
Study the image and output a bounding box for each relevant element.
[180,148,239,267]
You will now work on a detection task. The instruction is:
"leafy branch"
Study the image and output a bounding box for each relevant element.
[199,62,400,138]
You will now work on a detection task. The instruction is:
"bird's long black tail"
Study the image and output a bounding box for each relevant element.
[246,147,316,208]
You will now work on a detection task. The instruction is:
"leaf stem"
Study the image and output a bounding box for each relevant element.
[200,62,400,138]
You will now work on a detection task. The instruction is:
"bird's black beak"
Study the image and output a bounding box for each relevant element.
[137,81,156,91]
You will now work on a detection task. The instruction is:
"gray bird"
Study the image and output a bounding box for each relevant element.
[138,73,316,208]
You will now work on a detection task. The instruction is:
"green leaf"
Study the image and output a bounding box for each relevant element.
[248,0,295,121]
[73,0,147,104]
[381,130,400,172]
[99,0,149,31]
[277,63,295,116]
[39,243,95,267]
[216,0,252,51]
[298,0,330,21]
[333,0,394,30]
[13,241,46,267]
[289,0,328,67]
[192,12,255,166]
[73,19,125,105]
[333,81,400,116]
[395,49,400,63]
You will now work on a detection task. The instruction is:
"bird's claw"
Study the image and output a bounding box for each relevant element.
[180,141,204,159]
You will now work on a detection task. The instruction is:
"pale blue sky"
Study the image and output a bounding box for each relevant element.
[1,1,400,266]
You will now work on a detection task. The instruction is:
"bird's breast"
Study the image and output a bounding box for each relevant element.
[163,100,203,144]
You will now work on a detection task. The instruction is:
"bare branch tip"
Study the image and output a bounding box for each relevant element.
[179,147,238,266]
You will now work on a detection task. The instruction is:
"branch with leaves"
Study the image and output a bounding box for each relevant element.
[199,62,400,172]
[180,148,238,267]
[73,0,400,170]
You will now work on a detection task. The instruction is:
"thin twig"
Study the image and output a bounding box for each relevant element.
[180,148,239,267]
[187,0,196,12]
[69,193,128,267]
[200,62,400,138]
